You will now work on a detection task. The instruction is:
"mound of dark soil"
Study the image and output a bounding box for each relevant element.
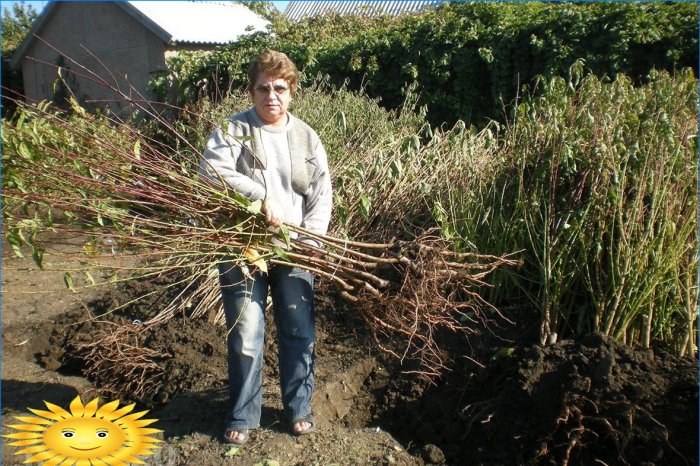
[371,332,698,465]
[34,307,229,405]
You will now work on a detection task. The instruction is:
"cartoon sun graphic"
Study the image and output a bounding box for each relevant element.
[3,395,162,465]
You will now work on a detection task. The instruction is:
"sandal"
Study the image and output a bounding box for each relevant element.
[291,415,316,436]
[223,428,249,445]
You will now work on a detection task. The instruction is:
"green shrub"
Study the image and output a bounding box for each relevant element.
[439,64,698,353]
[151,2,698,127]
[2,98,140,263]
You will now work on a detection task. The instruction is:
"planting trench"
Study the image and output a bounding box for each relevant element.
[3,268,698,465]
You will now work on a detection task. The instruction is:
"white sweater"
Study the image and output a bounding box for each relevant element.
[200,108,332,244]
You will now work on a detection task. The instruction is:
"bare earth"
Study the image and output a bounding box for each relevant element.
[1,242,422,466]
[2,239,698,466]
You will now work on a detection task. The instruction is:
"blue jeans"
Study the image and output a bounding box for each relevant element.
[218,262,315,431]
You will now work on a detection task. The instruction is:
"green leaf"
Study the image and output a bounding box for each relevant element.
[11,244,25,259]
[134,140,141,160]
[273,246,291,261]
[246,199,263,215]
[359,194,371,220]
[7,230,25,258]
[16,227,28,245]
[224,447,240,457]
[16,110,27,128]
[63,272,75,292]
[85,270,96,286]
[18,142,32,159]
[9,173,26,193]
[229,191,250,207]
[68,96,87,117]
[32,246,44,269]
[389,159,402,178]
[491,347,515,362]
[277,224,291,248]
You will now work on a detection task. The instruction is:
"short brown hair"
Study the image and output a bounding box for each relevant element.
[247,50,299,95]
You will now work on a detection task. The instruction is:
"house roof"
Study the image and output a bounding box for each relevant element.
[11,1,269,68]
[125,1,269,44]
[284,1,443,21]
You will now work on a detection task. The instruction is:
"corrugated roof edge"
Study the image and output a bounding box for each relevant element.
[284,0,443,21]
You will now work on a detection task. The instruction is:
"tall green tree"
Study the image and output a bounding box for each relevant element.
[2,2,39,117]
[2,2,38,58]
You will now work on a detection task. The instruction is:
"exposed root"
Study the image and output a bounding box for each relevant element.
[536,394,688,466]
[72,322,171,402]
[142,232,519,380]
[3,82,519,394]
[350,234,517,379]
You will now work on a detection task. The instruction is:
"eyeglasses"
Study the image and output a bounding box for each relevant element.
[254,84,289,96]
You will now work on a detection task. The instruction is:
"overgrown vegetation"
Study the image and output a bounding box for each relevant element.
[2,1,697,375]
[149,2,698,127]
[434,64,698,353]
[4,62,697,362]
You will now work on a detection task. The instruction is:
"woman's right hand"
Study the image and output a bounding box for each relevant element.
[262,199,283,227]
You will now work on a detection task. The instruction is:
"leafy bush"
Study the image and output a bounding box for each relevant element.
[151,2,698,127]
[187,65,697,355]
[2,98,140,264]
[165,77,428,238]
[3,84,515,378]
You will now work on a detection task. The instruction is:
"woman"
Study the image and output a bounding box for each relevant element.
[200,50,332,444]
